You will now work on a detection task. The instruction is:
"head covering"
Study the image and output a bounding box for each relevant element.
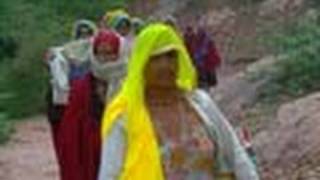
[101,23,196,179]
[132,17,145,35]
[194,27,221,72]
[72,19,97,39]
[93,30,120,56]
[162,15,177,28]
[146,16,158,24]
[111,14,131,31]
[104,9,129,28]
[62,39,91,65]
[184,25,197,57]
[90,30,126,84]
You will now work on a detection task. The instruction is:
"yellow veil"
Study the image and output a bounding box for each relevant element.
[104,9,129,28]
[101,23,197,179]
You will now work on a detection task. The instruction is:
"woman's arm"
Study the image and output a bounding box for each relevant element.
[191,90,259,180]
[98,118,127,180]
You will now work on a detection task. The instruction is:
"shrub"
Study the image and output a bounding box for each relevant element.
[256,11,320,103]
[0,0,130,144]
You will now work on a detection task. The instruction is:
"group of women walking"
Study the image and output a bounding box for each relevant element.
[45,9,259,180]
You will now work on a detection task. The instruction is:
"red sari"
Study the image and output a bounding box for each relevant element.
[55,73,102,180]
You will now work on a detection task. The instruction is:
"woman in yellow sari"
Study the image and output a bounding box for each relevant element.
[99,23,259,180]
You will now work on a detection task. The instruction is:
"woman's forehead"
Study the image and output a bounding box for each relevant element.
[151,50,178,59]
[97,43,115,52]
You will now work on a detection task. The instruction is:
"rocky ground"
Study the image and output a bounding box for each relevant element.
[0,116,58,180]
[256,93,320,179]
[214,56,320,180]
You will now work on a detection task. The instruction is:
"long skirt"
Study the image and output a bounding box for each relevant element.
[51,111,101,180]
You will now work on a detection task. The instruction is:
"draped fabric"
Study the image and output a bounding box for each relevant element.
[101,23,197,180]
[56,74,102,180]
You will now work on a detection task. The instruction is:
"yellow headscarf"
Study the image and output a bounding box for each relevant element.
[104,9,129,28]
[101,23,197,179]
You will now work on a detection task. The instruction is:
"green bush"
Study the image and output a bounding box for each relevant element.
[0,0,131,119]
[0,114,14,144]
[308,0,320,8]
[256,11,320,103]
[0,0,131,144]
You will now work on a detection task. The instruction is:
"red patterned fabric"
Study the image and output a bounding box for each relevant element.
[93,30,120,55]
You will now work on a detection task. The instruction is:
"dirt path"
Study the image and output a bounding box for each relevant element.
[0,116,59,180]
[0,61,247,180]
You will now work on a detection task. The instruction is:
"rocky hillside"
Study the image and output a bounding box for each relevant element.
[131,0,320,179]
[256,93,320,179]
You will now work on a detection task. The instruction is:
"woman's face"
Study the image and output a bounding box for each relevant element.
[145,50,178,89]
[95,43,119,64]
[117,21,131,37]
[77,26,93,39]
